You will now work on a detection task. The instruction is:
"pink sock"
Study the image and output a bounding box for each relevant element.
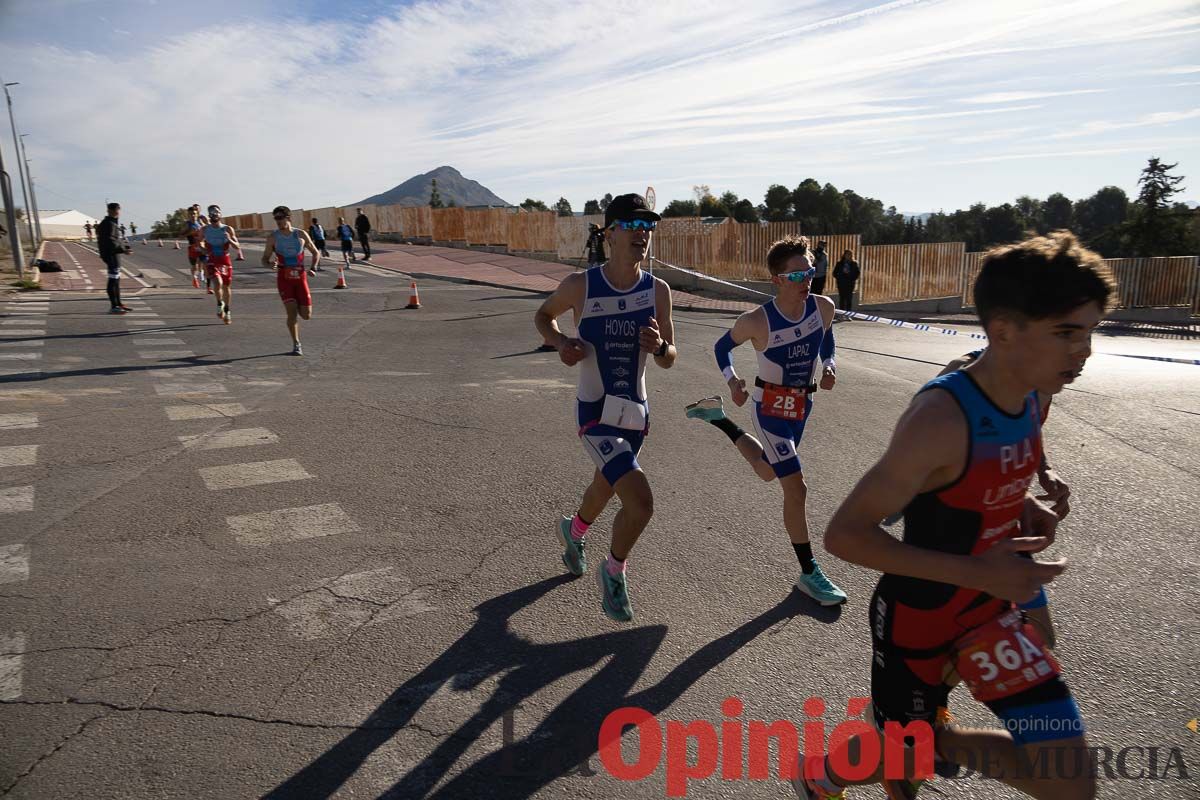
[570,514,589,542]
[605,553,626,577]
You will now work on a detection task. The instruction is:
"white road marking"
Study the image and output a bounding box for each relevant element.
[0,413,37,430]
[164,403,247,420]
[0,331,45,336]
[0,445,38,467]
[0,485,34,512]
[179,427,278,450]
[0,353,41,360]
[0,632,25,700]
[154,382,228,396]
[0,544,29,584]
[226,502,359,546]
[0,341,43,347]
[199,458,311,490]
[134,338,186,346]
[138,268,175,282]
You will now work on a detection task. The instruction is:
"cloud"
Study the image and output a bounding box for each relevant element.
[1047,108,1200,139]
[3,0,1199,225]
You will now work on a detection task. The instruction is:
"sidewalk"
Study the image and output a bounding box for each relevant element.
[363,243,755,314]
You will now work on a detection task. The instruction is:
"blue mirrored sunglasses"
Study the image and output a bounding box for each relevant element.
[611,219,657,232]
[781,267,816,283]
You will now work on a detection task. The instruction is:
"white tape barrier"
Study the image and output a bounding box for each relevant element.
[650,257,1200,365]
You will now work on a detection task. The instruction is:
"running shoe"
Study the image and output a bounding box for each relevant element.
[192,276,200,289]
[292,342,303,356]
[223,310,231,325]
[118,304,133,311]
[207,286,214,295]
[109,307,127,314]
[793,563,848,606]
[596,564,633,622]
[684,395,726,422]
[790,757,846,799]
[216,303,225,319]
[558,516,586,576]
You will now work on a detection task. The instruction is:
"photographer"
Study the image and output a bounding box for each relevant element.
[585,222,606,267]
[97,202,132,313]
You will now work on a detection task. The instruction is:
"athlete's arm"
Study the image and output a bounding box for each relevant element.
[645,277,676,369]
[225,225,241,247]
[1033,393,1070,518]
[260,232,276,268]
[297,229,321,273]
[815,295,837,390]
[825,390,1067,603]
[936,354,976,378]
[534,272,586,367]
[718,310,763,406]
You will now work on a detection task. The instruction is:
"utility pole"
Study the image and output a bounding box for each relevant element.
[3,82,36,250]
[0,144,25,279]
[19,135,41,244]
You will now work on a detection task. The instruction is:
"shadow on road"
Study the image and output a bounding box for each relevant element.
[266,575,837,799]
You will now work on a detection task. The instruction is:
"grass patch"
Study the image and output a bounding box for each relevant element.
[12,278,41,290]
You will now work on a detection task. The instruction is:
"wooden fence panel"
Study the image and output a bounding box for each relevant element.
[556,214,604,259]
[859,244,914,303]
[1107,256,1199,308]
[961,252,985,307]
[468,208,513,245]
[508,211,556,251]
[432,208,466,241]
[915,242,966,299]
[400,206,433,237]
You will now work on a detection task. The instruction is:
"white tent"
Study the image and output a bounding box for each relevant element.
[36,209,101,239]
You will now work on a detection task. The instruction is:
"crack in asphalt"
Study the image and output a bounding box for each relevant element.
[1,707,111,795]
[347,398,489,432]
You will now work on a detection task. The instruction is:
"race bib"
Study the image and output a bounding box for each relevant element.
[761,382,808,420]
[600,394,647,431]
[953,610,1061,702]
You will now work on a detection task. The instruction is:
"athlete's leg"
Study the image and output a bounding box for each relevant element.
[685,397,775,481]
[779,471,811,546]
[609,468,652,561]
[577,468,615,524]
[298,304,312,321]
[284,301,300,343]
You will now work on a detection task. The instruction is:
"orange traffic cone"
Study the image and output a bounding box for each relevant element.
[406,281,421,309]
[334,265,348,289]
[174,241,180,250]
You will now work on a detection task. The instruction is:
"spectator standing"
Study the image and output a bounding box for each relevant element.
[354,207,372,261]
[308,218,329,266]
[129,222,137,237]
[832,249,860,315]
[585,223,606,267]
[811,240,829,295]
[97,202,132,313]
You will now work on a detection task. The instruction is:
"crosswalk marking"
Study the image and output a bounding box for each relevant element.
[154,382,228,396]
[0,330,45,336]
[165,403,247,420]
[0,353,41,360]
[0,340,44,347]
[199,458,312,490]
[139,351,195,359]
[179,427,278,450]
[0,485,34,513]
[0,544,30,584]
[0,413,37,430]
[134,338,186,346]
[0,445,38,467]
[0,632,24,700]
[226,503,359,546]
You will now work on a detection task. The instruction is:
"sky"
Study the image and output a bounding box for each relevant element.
[0,0,1197,231]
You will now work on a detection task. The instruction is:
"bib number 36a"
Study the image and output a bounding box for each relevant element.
[954,611,1061,702]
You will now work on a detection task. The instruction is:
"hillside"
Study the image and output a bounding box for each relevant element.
[351,166,509,208]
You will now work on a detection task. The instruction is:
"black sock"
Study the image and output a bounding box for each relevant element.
[793,542,815,574]
[708,417,745,444]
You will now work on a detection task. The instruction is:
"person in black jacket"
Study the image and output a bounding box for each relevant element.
[97,202,132,313]
[832,248,860,315]
[354,207,371,261]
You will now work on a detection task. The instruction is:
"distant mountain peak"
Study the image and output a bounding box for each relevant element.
[351,167,508,208]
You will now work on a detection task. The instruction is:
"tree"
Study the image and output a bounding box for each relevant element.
[1014,195,1043,233]
[152,207,190,237]
[583,199,601,215]
[554,197,573,217]
[762,184,792,222]
[661,199,698,217]
[981,203,1024,247]
[817,182,848,233]
[791,178,822,230]
[692,185,711,205]
[699,194,730,217]
[1043,193,1073,232]
[599,193,613,212]
[429,178,444,209]
[719,191,740,212]
[1074,186,1129,256]
[520,198,549,212]
[1127,158,1188,256]
[732,199,760,224]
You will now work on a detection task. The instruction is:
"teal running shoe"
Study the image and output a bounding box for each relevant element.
[793,562,848,606]
[558,516,585,576]
[684,396,725,422]
[597,564,633,622]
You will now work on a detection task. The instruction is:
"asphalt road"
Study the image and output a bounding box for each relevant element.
[1,244,1197,799]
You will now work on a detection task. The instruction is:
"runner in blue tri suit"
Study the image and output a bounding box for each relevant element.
[534,193,676,622]
[801,231,1113,800]
[684,235,847,606]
